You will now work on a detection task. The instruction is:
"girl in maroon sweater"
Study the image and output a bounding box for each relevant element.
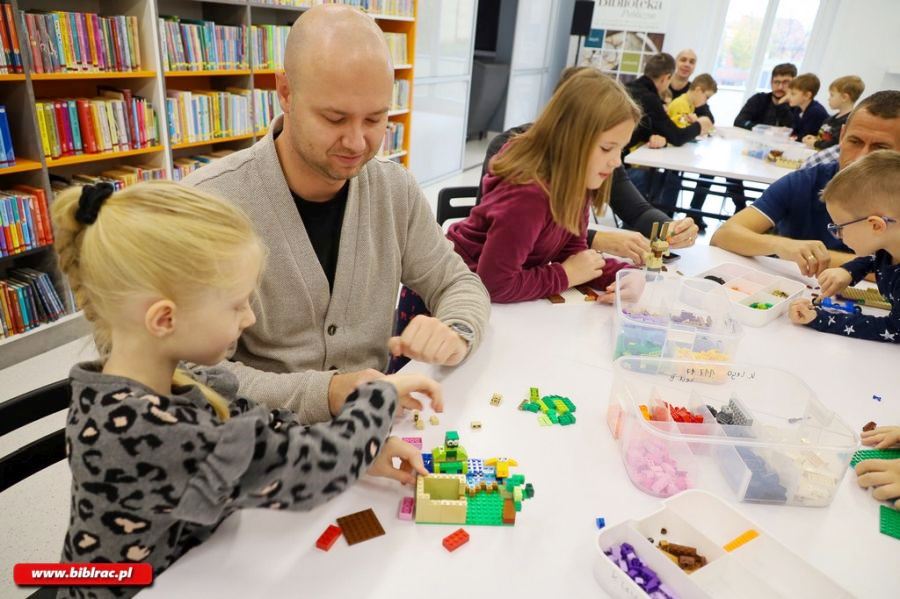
[447,70,641,303]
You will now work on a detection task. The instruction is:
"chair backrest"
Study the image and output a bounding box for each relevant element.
[436,185,480,226]
[0,380,70,493]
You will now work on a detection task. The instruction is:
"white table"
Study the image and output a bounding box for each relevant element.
[142,245,899,598]
[625,127,815,185]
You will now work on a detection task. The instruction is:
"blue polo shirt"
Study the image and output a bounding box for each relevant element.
[751,161,851,252]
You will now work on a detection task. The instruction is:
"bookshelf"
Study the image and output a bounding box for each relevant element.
[0,0,416,367]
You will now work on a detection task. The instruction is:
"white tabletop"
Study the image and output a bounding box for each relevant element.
[625,127,815,185]
[141,245,900,598]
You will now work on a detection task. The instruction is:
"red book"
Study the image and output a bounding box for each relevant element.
[108,15,123,70]
[23,13,42,73]
[13,184,51,245]
[0,5,12,73]
[53,100,72,156]
[75,98,97,153]
[7,283,24,334]
[4,4,22,73]
[136,98,146,147]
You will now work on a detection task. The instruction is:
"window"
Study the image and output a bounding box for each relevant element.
[709,0,821,125]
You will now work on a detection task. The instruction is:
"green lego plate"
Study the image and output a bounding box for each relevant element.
[849,448,900,468]
[880,505,900,540]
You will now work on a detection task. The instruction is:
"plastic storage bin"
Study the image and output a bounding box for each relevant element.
[613,270,743,362]
[606,357,857,506]
[593,489,853,599]
[695,262,806,327]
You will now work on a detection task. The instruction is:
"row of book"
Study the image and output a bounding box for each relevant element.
[392,79,410,111]
[379,121,404,156]
[252,89,282,134]
[252,1,414,17]
[173,150,234,182]
[250,24,289,71]
[35,93,160,160]
[1,268,67,338]
[166,89,252,145]
[21,11,142,74]
[0,185,51,257]
[384,33,408,65]
[159,17,247,72]
[0,3,22,73]
[0,105,14,165]
[49,165,168,196]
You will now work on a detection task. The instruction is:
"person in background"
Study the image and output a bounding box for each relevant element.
[668,49,715,123]
[787,73,829,140]
[803,75,865,150]
[667,73,717,128]
[734,63,798,129]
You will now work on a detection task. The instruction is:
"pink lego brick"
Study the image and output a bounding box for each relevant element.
[398,496,415,520]
[401,436,423,450]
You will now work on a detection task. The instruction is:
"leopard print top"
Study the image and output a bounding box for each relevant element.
[58,362,396,598]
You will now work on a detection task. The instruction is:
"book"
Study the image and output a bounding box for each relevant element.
[0,267,67,338]
[0,104,12,164]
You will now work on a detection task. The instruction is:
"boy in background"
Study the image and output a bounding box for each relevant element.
[803,75,865,150]
[788,73,829,139]
[667,74,717,129]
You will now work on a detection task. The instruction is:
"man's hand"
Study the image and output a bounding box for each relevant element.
[802,134,817,148]
[775,238,831,277]
[697,116,713,135]
[647,135,667,149]
[328,369,384,416]
[388,315,468,366]
[591,229,649,264]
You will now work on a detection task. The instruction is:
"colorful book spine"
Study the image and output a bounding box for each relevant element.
[0,104,13,164]
[379,121,404,156]
[1,2,24,73]
[0,190,52,256]
[166,89,251,145]
[0,268,67,338]
[20,11,141,73]
[160,17,247,72]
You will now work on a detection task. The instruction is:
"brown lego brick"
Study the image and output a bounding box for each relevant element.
[547,294,565,304]
[575,285,599,301]
[501,498,516,525]
[336,508,385,545]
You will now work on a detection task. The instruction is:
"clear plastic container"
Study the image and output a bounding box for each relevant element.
[606,357,858,507]
[613,270,743,362]
[594,490,853,598]
[695,262,806,327]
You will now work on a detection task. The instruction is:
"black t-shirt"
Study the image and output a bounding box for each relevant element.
[291,183,348,291]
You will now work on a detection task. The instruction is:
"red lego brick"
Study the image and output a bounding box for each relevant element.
[315,524,342,551]
[442,528,469,552]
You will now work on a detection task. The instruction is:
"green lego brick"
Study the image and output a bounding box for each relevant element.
[849,448,900,467]
[552,399,569,414]
[559,412,576,426]
[560,397,576,413]
[523,402,540,413]
[524,483,534,498]
[529,387,540,402]
[508,474,525,487]
[465,489,505,526]
[547,409,559,424]
[880,505,900,540]
[537,413,552,426]
[514,500,522,511]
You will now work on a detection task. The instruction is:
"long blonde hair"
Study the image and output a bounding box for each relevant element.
[491,70,641,234]
[52,180,263,420]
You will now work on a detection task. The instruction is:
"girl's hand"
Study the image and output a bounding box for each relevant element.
[597,270,646,304]
[383,373,443,413]
[862,426,900,449]
[367,436,428,485]
[856,459,900,509]
[789,299,817,325]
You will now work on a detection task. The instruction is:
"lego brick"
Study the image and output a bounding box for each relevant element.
[559,412,576,426]
[501,498,517,524]
[723,528,759,552]
[416,474,468,524]
[471,420,482,430]
[336,509,385,546]
[442,528,470,551]
[530,387,540,402]
[465,489,504,526]
[490,393,502,406]
[880,505,900,540]
[537,413,552,426]
[401,436,423,450]
[398,496,415,521]
[596,517,606,530]
[429,415,440,425]
[849,448,900,467]
[315,524,342,551]
[422,452,433,473]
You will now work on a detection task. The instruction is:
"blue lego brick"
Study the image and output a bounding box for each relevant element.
[422,452,433,473]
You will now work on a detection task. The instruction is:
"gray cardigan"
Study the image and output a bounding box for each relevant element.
[184,115,489,423]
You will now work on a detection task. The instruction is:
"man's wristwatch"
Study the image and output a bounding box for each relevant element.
[447,322,475,347]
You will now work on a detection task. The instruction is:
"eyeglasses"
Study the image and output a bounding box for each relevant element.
[827,216,897,240]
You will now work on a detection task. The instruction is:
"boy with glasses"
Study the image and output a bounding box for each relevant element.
[789,150,900,343]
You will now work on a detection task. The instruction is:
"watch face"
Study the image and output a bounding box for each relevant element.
[450,323,474,339]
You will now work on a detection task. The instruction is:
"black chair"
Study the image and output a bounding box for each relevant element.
[0,379,70,493]
[436,185,479,226]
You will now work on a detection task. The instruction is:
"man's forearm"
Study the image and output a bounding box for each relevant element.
[711,223,783,257]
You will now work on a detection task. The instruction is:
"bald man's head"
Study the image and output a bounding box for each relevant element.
[284,4,393,89]
[675,49,697,80]
[273,4,396,185]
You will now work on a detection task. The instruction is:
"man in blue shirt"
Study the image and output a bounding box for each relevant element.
[712,91,900,276]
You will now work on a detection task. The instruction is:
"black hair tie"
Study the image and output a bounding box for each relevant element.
[75,183,115,225]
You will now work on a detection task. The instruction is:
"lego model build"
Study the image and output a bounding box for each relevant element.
[519,386,577,426]
[644,221,671,272]
[416,431,535,526]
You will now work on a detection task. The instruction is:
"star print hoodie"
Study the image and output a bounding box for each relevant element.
[807,250,900,343]
[58,362,397,598]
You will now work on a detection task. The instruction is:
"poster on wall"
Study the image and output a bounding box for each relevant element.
[582,0,671,83]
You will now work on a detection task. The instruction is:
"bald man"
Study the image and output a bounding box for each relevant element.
[184,5,490,424]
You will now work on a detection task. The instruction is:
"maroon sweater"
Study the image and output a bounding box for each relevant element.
[446,173,630,303]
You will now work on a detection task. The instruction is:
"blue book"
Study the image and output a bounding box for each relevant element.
[0,106,12,164]
[66,100,82,153]
[0,197,9,255]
